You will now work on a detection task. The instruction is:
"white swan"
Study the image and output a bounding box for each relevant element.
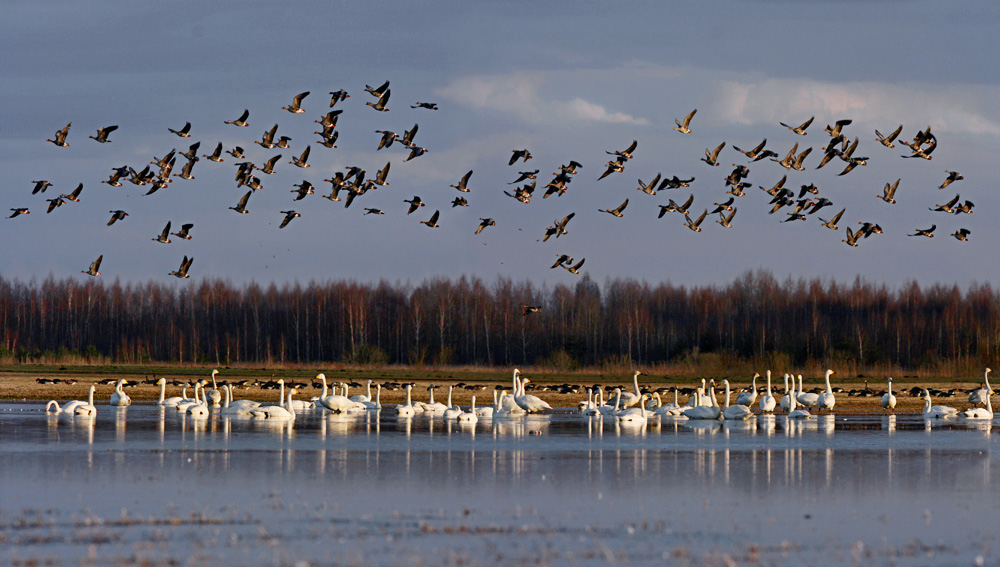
[684,385,721,420]
[599,388,622,417]
[360,384,382,410]
[156,378,185,407]
[968,368,993,406]
[176,383,203,412]
[513,372,551,413]
[221,385,256,416]
[251,388,297,420]
[922,389,958,418]
[109,379,131,406]
[458,396,479,423]
[779,373,792,411]
[786,385,812,419]
[579,388,596,412]
[443,386,463,419]
[423,386,449,415]
[395,384,415,417]
[350,379,373,403]
[797,374,819,408]
[316,375,355,413]
[881,377,897,411]
[758,371,776,413]
[721,380,753,420]
[656,387,686,417]
[817,369,836,411]
[735,373,759,407]
[226,384,260,410]
[47,385,97,416]
[617,394,649,425]
[961,390,993,420]
[476,390,496,418]
[286,382,314,411]
[614,370,643,408]
[205,369,223,407]
[498,390,527,415]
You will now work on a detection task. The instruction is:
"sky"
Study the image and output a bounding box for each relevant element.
[2,1,998,291]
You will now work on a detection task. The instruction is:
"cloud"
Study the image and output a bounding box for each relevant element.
[436,73,648,126]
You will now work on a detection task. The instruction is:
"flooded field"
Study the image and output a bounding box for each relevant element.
[2,404,998,566]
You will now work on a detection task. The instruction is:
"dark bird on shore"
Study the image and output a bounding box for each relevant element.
[908,225,936,238]
[939,170,963,189]
[329,90,350,106]
[278,210,301,229]
[88,125,118,143]
[702,141,725,166]
[598,198,629,217]
[153,221,172,244]
[169,256,194,278]
[451,170,473,192]
[168,122,192,137]
[509,149,532,165]
[47,123,71,146]
[412,102,438,110]
[229,191,251,214]
[60,183,83,202]
[780,116,814,135]
[404,196,425,214]
[171,223,194,240]
[282,91,310,113]
[875,125,903,148]
[366,89,391,112]
[107,210,128,225]
[31,180,53,194]
[420,210,440,228]
[82,255,102,277]
[673,109,696,133]
[225,109,250,127]
[8,208,29,218]
[475,218,495,234]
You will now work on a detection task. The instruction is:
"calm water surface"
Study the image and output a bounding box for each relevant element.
[1,404,998,566]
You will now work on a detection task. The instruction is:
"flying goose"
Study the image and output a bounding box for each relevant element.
[780,116,814,135]
[174,159,196,180]
[276,135,292,149]
[734,139,776,161]
[289,145,311,167]
[636,173,662,195]
[673,109,696,133]
[282,91,309,113]
[504,183,534,203]
[376,130,398,150]
[772,143,799,169]
[82,255,102,277]
[820,208,845,230]
[842,227,861,247]
[878,179,900,204]
[168,122,192,137]
[558,161,583,174]
[954,200,975,214]
[291,181,314,200]
[939,170,963,189]
[564,258,586,274]
[522,305,542,315]
[45,198,65,213]
[169,256,194,278]
[701,141,726,166]
[59,183,83,202]
[203,142,224,162]
[107,210,128,225]
[857,222,883,238]
[451,170,473,192]
[364,208,385,215]
[373,162,391,186]
[278,210,301,229]
[908,225,936,238]
[684,209,708,232]
[404,196,425,214]
[509,149,532,165]
[553,212,575,237]
[509,170,539,184]
[153,221,172,244]
[658,194,694,217]
[366,88,391,111]
[952,228,971,241]
[411,101,438,110]
[255,124,279,149]
[315,129,339,148]
[31,180,53,194]
[710,197,734,214]
[179,141,200,161]
[451,196,468,207]
[88,125,118,143]
[598,198,629,217]
[791,146,813,171]
[930,194,960,213]
[256,154,282,175]
[47,122,71,146]
[716,208,737,228]
[316,110,342,128]
[229,191,251,214]
[225,146,245,158]
[405,146,427,161]
[760,175,787,196]
[420,210,441,228]
[598,158,625,180]
[364,80,390,98]
[224,109,250,127]
[824,119,852,137]
[551,254,574,269]
[607,140,638,160]
[875,125,903,148]
[8,208,29,218]
[474,218,495,234]
[170,223,194,240]
[400,124,419,147]
[328,90,350,106]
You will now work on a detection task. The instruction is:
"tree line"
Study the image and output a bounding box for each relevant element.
[0,270,995,374]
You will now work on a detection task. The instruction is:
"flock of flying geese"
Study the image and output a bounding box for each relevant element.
[44,367,995,425]
[16,80,974,280]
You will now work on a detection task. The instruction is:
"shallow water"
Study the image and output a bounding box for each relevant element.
[2,404,998,566]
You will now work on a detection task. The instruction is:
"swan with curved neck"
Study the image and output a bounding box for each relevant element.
[615,371,643,408]
[880,377,896,411]
[779,373,792,411]
[109,379,131,406]
[513,371,551,413]
[176,383,202,412]
[684,384,721,419]
[157,378,184,407]
[922,389,958,419]
[47,385,97,415]
[251,388,296,420]
[350,380,373,403]
[758,371,776,413]
[205,369,222,407]
[316,374,354,413]
[817,369,836,411]
[617,394,649,424]
[722,380,753,420]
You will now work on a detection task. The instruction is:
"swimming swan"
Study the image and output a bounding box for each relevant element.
[156,378,185,407]
[109,379,131,406]
[616,394,649,425]
[513,371,551,413]
[251,388,297,420]
[722,380,753,420]
[395,384,415,417]
[458,396,479,423]
[47,385,97,416]
[922,389,958,419]
[684,385,721,420]
[960,390,993,420]
[786,386,812,419]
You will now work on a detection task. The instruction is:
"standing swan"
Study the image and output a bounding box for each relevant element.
[779,373,792,411]
[880,377,897,411]
[797,375,819,408]
[614,370,643,408]
[758,371,776,413]
[205,369,223,407]
[817,369,836,411]
[735,373,759,407]
[109,379,131,406]
[960,390,993,420]
[968,368,993,406]
[513,370,551,413]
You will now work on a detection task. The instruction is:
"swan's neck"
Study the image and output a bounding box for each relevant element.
[612,389,621,411]
[724,382,731,407]
[224,385,231,408]
[429,388,435,404]
[633,372,640,395]
[922,393,930,413]
[375,385,381,405]
[765,372,772,394]
[447,386,453,407]
[824,371,833,393]
[366,380,372,398]
[887,379,893,396]
[405,386,412,406]
[181,386,188,399]
[470,396,476,412]
[158,381,166,403]
[286,390,295,411]
[278,381,285,404]
[88,386,95,406]
[211,372,218,389]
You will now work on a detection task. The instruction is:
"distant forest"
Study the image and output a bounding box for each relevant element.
[0,270,996,374]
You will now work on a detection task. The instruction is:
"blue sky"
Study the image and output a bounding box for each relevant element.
[2,1,997,288]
